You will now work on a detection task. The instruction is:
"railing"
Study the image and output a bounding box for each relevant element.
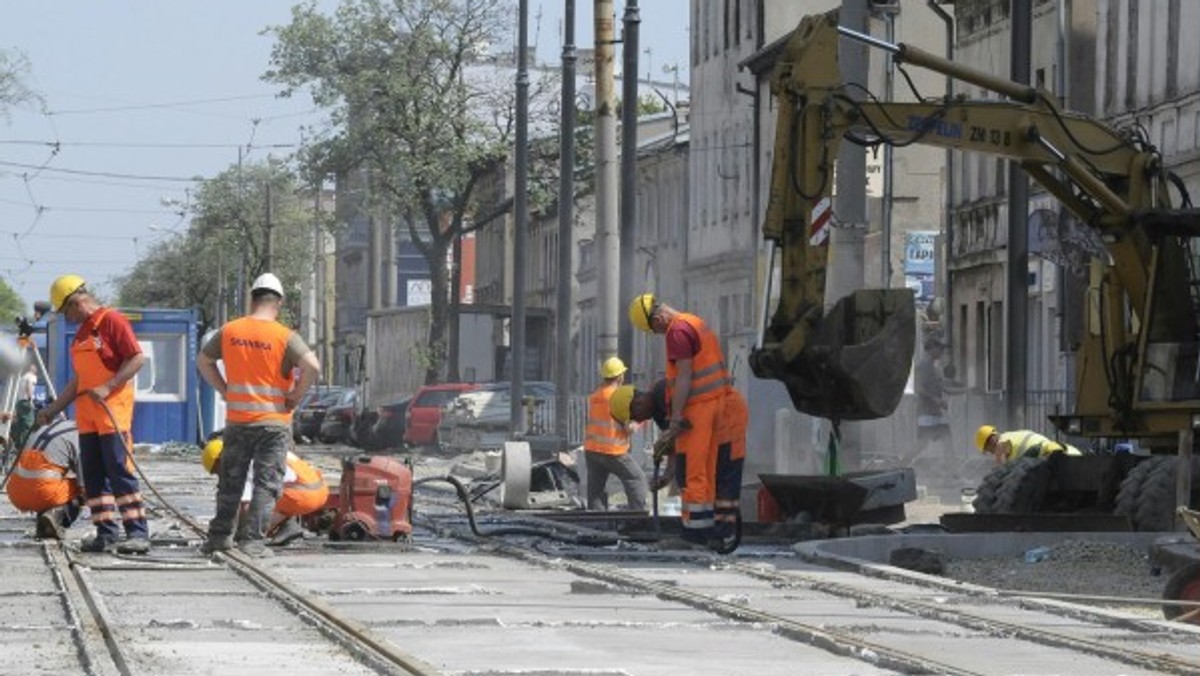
[1023,389,1075,441]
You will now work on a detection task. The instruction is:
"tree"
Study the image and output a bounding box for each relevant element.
[265,0,526,384]
[0,49,36,119]
[118,160,318,334]
[0,276,26,323]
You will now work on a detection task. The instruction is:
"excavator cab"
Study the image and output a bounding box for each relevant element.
[750,12,915,421]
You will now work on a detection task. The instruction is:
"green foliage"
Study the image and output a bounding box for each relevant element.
[265,0,521,383]
[0,276,26,322]
[117,160,320,333]
[0,49,38,120]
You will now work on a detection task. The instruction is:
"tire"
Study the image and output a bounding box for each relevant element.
[972,462,1015,514]
[1162,561,1200,624]
[1114,456,1178,532]
[992,457,1051,513]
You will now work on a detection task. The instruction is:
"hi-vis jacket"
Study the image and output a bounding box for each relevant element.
[222,317,295,426]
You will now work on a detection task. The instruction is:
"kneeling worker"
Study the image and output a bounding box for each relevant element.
[976,425,1083,466]
[6,417,83,540]
[201,433,329,547]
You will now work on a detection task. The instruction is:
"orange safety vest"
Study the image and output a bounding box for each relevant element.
[7,449,78,513]
[665,312,730,409]
[222,317,295,425]
[276,453,329,517]
[584,383,629,456]
[72,308,135,434]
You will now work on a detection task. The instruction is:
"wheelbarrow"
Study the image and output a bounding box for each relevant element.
[1162,507,1200,624]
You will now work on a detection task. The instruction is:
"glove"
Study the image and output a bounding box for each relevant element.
[653,430,677,463]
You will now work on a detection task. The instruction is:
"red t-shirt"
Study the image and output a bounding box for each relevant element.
[74,309,141,373]
[665,320,700,362]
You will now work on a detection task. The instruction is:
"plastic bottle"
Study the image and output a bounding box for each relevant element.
[1024,546,1051,563]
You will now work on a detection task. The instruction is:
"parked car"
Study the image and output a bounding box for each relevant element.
[318,389,358,444]
[369,395,413,451]
[403,383,480,448]
[293,386,349,443]
[438,382,557,453]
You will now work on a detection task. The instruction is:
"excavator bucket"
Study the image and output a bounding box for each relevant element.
[755,289,916,421]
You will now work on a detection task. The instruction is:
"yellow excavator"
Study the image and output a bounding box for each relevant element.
[751,12,1200,531]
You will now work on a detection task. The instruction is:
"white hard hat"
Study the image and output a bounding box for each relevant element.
[251,273,284,298]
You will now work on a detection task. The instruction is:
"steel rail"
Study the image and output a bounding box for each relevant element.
[50,544,131,676]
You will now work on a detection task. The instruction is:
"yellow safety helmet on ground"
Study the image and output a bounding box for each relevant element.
[629,293,657,332]
[600,356,627,379]
[975,425,998,451]
[609,385,636,425]
[50,274,86,312]
[201,437,224,474]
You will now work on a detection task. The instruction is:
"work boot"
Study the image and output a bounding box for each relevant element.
[238,540,274,558]
[117,537,151,555]
[80,536,116,553]
[267,517,304,547]
[35,508,66,540]
[200,535,233,556]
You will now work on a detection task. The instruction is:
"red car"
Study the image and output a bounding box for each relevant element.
[402,383,479,448]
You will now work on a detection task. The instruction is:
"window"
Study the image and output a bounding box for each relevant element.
[134,334,186,403]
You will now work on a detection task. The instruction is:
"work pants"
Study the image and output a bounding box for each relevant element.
[673,395,723,542]
[585,451,649,512]
[209,425,288,544]
[80,432,148,541]
[712,395,747,540]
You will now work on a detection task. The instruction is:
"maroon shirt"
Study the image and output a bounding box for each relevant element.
[75,309,141,373]
[665,319,700,362]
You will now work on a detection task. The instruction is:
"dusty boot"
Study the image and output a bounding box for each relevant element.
[80,535,117,553]
[267,518,304,547]
[36,508,66,540]
[200,534,233,556]
[238,540,274,558]
[117,537,151,555]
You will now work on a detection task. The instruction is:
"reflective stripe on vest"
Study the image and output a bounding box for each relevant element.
[666,313,730,406]
[584,383,629,455]
[1001,430,1054,461]
[222,317,295,425]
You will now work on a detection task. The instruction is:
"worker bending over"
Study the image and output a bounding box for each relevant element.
[6,418,83,540]
[201,432,328,546]
[583,357,648,512]
[976,425,1082,466]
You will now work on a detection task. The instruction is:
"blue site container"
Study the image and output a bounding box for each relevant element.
[48,308,200,445]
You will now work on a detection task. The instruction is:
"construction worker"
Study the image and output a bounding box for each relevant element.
[37,275,149,554]
[583,357,648,512]
[200,432,328,546]
[913,338,951,460]
[628,294,730,546]
[197,273,321,558]
[975,425,1083,466]
[611,379,747,545]
[6,417,83,540]
[7,363,39,452]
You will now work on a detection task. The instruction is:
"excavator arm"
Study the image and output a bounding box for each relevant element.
[752,12,1200,437]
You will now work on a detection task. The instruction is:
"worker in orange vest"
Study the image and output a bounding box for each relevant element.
[38,275,148,554]
[197,273,321,558]
[583,357,648,512]
[629,294,731,546]
[200,432,328,546]
[611,379,747,549]
[6,418,83,540]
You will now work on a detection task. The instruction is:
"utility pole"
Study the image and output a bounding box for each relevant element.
[618,0,639,361]
[555,0,577,441]
[511,0,530,434]
[265,182,274,272]
[594,0,619,368]
[828,0,869,475]
[1006,0,1032,429]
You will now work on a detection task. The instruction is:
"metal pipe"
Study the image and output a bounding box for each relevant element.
[618,0,639,361]
[927,0,954,353]
[836,25,899,54]
[555,0,576,441]
[511,0,529,433]
[594,0,619,370]
[1006,0,1033,429]
[881,11,895,288]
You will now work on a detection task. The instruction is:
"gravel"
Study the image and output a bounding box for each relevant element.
[945,539,1167,617]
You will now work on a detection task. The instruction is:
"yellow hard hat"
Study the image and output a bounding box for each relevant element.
[49,274,86,312]
[629,293,657,332]
[975,425,998,452]
[610,385,635,424]
[201,437,224,474]
[600,356,627,379]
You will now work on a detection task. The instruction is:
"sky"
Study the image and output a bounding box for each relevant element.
[0,1,688,313]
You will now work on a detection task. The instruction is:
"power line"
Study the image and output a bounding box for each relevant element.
[0,196,176,215]
[0,138,298,150]
[47,93,277,116]
[0,160,200,183]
